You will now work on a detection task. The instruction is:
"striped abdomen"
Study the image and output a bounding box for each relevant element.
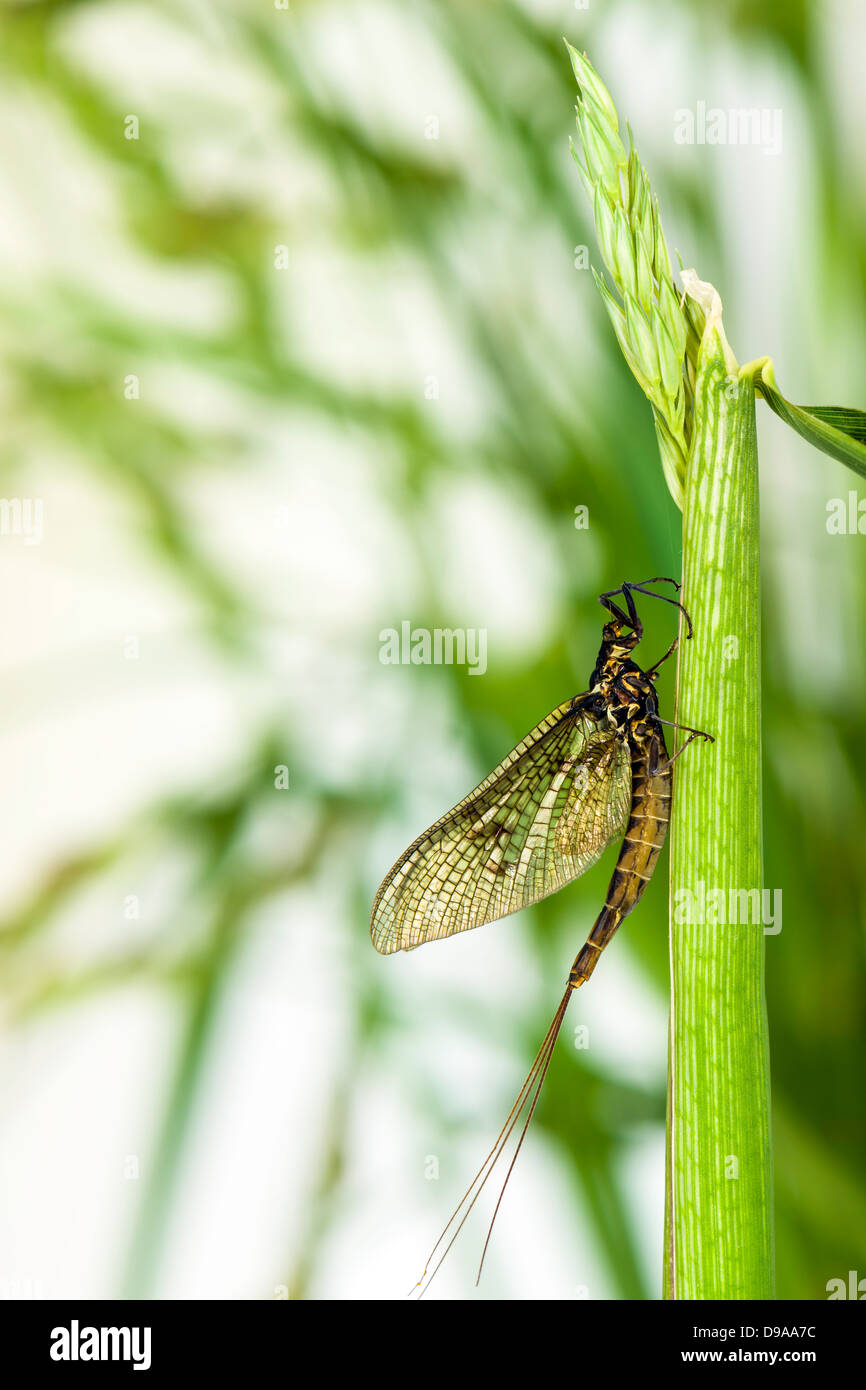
[569,732,671,988]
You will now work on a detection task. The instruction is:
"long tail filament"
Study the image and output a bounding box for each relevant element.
[410,982,574,1298]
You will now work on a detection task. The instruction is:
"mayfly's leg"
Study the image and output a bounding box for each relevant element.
[656,715,714,741]
[645,637,679,679]
[599,578,694,638]
[622,579,695,638]
[598,584,642,636]
[654,718,715,769]
[630,575,681,592]
[601,575,678,609]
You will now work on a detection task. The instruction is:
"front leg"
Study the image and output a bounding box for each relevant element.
[654,718,715,770]
[646,637,679,680]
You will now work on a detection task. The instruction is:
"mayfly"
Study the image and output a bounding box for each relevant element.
[369,578,713,1294]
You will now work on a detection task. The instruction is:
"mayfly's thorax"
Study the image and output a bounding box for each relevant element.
[589,651,660,740]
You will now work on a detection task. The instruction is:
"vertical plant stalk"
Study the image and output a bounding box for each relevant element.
[665,287,773,1298]
[566,45,774,1298]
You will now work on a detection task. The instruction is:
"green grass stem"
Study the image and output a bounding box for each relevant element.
[664,299,774,1298]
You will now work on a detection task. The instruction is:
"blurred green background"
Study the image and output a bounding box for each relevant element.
[0,0,863,1300]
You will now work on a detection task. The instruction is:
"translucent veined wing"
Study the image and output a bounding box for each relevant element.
[370,697,631,954]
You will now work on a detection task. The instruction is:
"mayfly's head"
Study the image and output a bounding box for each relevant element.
[600,620,640,657]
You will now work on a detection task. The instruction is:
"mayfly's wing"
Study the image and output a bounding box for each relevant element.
[370,698,631,954]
